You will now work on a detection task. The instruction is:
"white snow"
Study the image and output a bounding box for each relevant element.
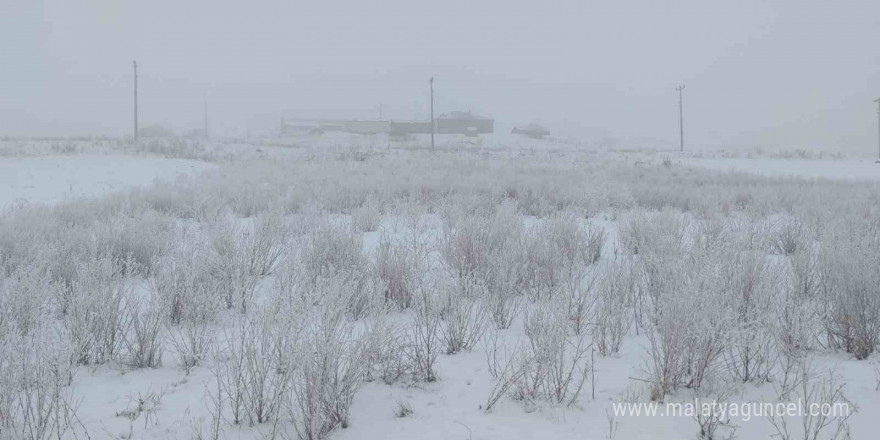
[682,157,880,181]
[0,154,213,209]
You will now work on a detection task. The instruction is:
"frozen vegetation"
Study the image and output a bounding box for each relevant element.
[0,136,878,440]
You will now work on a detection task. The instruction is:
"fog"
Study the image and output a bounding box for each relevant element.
[3,0,879,151]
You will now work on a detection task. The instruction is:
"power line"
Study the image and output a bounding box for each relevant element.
[676,84,685,153]
[131,61,138,141]
[875,97,879,163]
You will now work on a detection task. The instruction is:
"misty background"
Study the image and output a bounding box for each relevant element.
[3,0,879,152]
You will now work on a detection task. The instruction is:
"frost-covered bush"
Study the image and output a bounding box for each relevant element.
[440,202,520,291]
[375,232,426,309]
[440,288,486,354]
[299,221,366,289]
[312,269,382,321]
[0,267,59,338]
[206,219,261,313]
[95,210,175,276]
[771,217,807,256]
[513,301,591,406]
[593,259,634,356]
[0,325,80,440]
[561,271,596,336]
[212,305,296,426]
[361,315,411,385]
[152,239,220,325]
[405,283,443,383]
[167,316,214,374]
[720,250,776,383]
[619,209,688,258]
[644,249,732,398]
[585,223,607,264]
[289,301,367,439]
[821,234,880,360]
[477,225,527,329]
[119,293,165,369]
[245,209,292,276]
[65,257,129,366]
[518,212,594,300]
[352,197,382,232]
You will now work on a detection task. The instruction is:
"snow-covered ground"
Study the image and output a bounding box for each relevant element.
[0,154,214,209]
[1,140,878,440]
[683,156,880,181]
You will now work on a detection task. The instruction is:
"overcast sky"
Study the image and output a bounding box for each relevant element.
[2,0,879,151]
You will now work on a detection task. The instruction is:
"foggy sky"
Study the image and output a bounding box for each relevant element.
[2,0,879,152]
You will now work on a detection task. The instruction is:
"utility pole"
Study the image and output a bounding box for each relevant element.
[875,97,879,163]
[676,84,685,153]
[133,61,138,141]
[204,100,209,138]
[430,77,435,149]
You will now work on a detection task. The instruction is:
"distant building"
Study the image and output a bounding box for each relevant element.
[436,111,494,136]
[390,120,433,135]
[512,123,550,139]
[345,120,390,135]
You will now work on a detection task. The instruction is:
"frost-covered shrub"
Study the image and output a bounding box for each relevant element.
[313,269,381,321]
[213,306,296,426]
[299,221,366,289]
[440,203,520,291]
[644,252,726,398]
[207,219,261,313]
[720,251,776,383]
[561,271,596,336]
[585,223,607,264]
[440,289,486,354]
[514,301,591,406]
[361,316,411,385]
[0,325,80,440]
[375,233,426,309]
[468,239,525,330]
[593,259,634,356]
[119,293,165,369]
[790,245,821,299]
[619,209,688,258]
[289,302,366,439]
[405,283,443,382]
[167,316,214,374]
[152,239,220,325]
[645,297,690,400]
[821,236,880,360]
[65,257,128,366]
[95,210,174,276]
[518,213,594,300]
[0,267,59,338]
[352,197,382,232]
[771,217,807,256]
[767,363,854,440]
[244,209,292,276]
[517,221,588,300]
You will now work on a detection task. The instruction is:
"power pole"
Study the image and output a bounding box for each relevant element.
[875,97,880,163]
[204,100,209,138]
[430,77,435,149]
[676,84,685,153]
[133,61,138,141]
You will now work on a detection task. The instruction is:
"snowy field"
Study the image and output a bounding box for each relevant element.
[683,156,880,182]
[1,137,878,440]
[0,154,213,209]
